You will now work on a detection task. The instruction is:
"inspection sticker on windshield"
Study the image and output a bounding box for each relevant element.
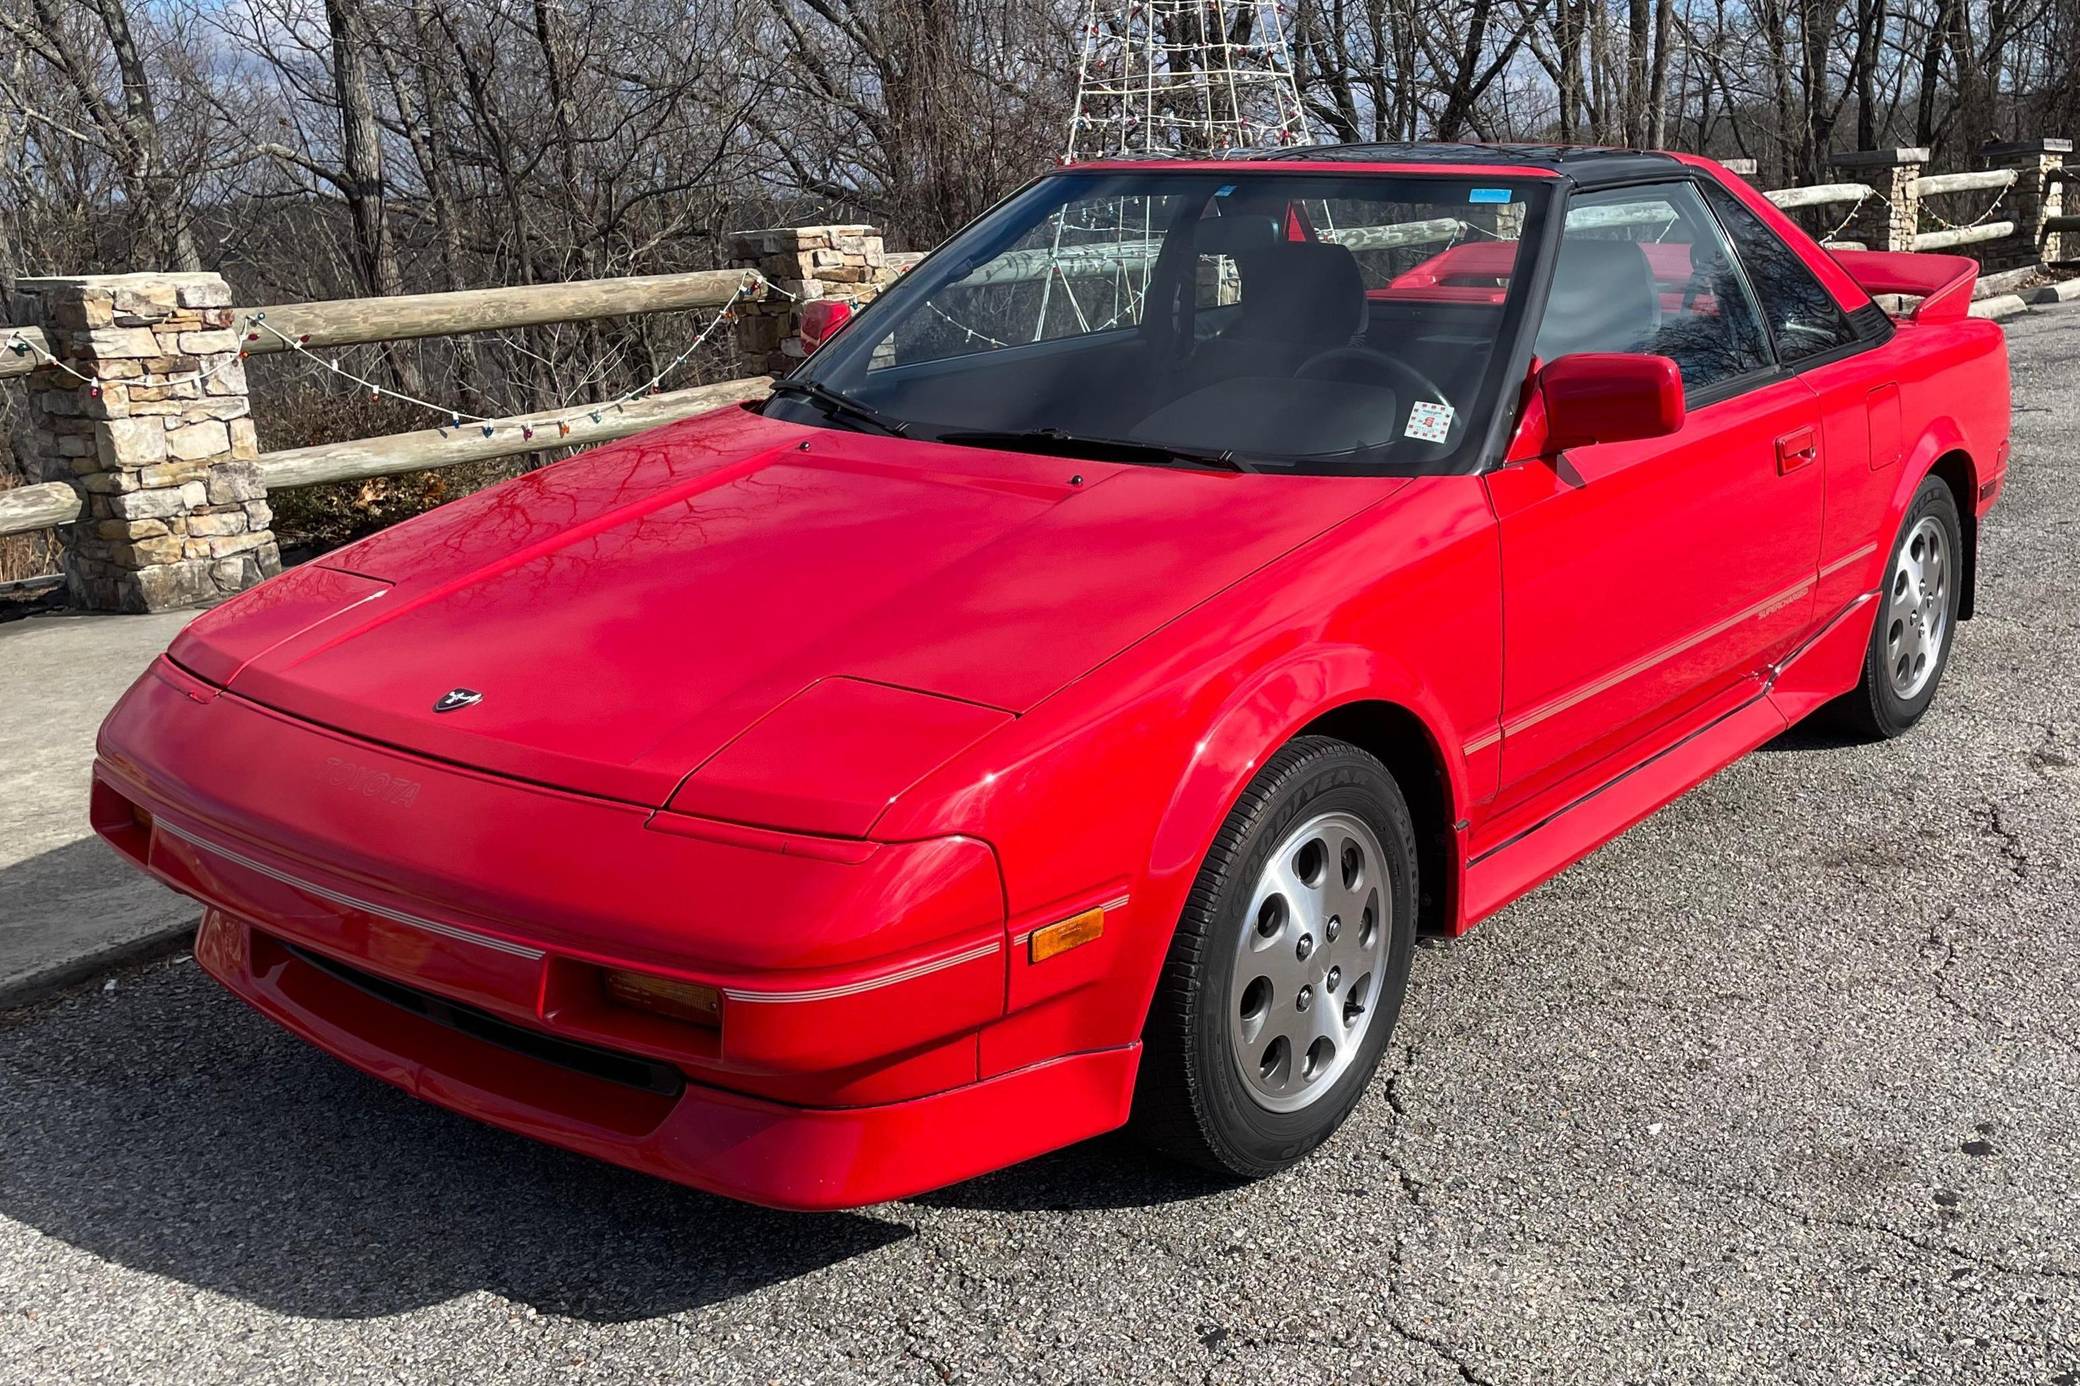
[1405,401,1455,443]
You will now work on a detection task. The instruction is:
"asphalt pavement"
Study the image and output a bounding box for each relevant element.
[3,308,2078,1384]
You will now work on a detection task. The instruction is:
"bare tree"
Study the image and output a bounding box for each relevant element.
[0,0,209,270]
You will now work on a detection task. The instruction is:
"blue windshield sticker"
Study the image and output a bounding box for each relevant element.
[1214,184,1237,198]
[1469,188,1512,204]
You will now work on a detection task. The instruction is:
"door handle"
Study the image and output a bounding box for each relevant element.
[1776,428,1819,474]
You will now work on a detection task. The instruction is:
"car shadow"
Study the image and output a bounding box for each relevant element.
[918,1132,1237,1213]
[1753,719,1871,755]
[0,963,910,1322]
[0,960,1225,1321]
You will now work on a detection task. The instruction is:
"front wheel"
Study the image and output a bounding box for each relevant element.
[1131,736,1418,1178]
[1834,475,1964,739]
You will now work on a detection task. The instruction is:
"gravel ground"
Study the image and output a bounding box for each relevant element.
[4,309,2079,1385]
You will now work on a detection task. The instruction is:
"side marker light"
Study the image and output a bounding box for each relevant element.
[1030,907,1105,964]
[601,969,722,1027]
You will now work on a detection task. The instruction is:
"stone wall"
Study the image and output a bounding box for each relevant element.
[1982,139,2072,270]
[726,225,901,374]
[12,273,278,612]
[1832,148,1928,254]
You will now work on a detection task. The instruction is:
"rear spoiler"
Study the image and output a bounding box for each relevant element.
[1828,249,1980,323]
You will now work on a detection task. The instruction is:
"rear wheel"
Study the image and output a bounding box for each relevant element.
[1835,475,1963,739]
[1132,736,1417,1177]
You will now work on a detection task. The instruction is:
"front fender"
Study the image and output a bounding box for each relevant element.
[1144,644,1472,887]
[876,474,1503,1072]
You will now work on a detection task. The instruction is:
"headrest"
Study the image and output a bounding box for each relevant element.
[1193,214,1281,256]
[1232,242,1366,346]
[1534,239,1661,360]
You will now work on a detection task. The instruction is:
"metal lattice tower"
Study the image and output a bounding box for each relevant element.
[1064,0,1311,160]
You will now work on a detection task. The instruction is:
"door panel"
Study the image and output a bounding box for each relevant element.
[1483,177,1827,824]
[1484,376,1824,819]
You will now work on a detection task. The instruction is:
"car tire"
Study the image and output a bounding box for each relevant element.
[1833,475,1964,740]
[1131,735,1418,1178]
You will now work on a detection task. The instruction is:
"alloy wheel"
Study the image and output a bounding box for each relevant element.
[1228,810,1392,1113]
[1884,515,1950,700]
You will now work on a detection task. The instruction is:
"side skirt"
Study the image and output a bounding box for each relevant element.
[1457,591,1877,929]
[1765,590,1879,726]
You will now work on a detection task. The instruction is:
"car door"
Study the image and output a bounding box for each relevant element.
[1484,179,1826,816]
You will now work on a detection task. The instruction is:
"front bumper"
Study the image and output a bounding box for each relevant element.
[92,658,1137,1207]
[192,907,1134,1210]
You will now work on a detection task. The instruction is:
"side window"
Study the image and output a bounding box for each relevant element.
[1536,182,1772,400]
[1701,181,1860,365]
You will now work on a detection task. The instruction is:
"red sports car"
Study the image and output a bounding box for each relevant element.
[93,144,2009,1210]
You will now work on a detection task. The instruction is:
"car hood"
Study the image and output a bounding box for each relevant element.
[171,405,1398,821]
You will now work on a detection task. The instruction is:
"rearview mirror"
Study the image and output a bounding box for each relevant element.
[1539,353,1685,451]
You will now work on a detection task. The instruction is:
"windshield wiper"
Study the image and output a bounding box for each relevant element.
[767,378,909,436]
[934,427,1251,473]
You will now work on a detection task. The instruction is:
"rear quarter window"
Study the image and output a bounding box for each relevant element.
[1702,182,1861,365]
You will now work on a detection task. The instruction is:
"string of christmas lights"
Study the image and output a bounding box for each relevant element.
[1806,189,1874,243]
[924,299,1012,348]
[5,329,247,397]
[1917,181,2007,233]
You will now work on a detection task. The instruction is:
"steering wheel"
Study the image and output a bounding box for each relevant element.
[1294,346,1452,420]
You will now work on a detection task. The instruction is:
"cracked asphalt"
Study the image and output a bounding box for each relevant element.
[4,307,2079,1385]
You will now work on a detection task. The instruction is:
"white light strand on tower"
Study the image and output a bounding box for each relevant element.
[1063,0,1311,161]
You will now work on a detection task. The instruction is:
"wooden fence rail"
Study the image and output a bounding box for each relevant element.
[239,269,755,354]
[1764,182,1873,210]
[0,481,78,532]
[0,268,753,381]
[1910,168,2017,197]
[1913,222,2018,251]
[255,375,771,490]
[0,365,777,541]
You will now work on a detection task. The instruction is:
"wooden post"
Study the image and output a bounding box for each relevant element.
[10,273,278,612]
[1831,148,1930,253]
[1982,138,2071,267]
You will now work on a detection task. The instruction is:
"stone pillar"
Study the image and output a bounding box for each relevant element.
[726,225,893,374]
[1982,138,2071,267]
[12,273,278,612]
[1832,148,1930,253]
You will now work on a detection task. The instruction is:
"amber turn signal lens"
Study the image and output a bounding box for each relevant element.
[1030,907,1105,964]
[601,969,722,1027]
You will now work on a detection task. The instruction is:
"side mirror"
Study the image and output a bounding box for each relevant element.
[1538,353,1685,451]
[799,298,854,354]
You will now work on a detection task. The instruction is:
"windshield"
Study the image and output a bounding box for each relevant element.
[766,170,1552,474]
